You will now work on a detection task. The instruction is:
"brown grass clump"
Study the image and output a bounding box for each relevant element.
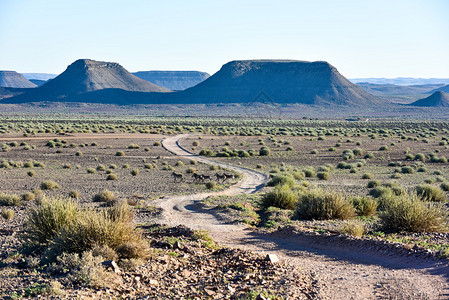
[0,192,21,206]
[1,208,15,220]
[93,190,115,203]
[338,221,365,237]
[295,190,355,220]
[40,180,60,190]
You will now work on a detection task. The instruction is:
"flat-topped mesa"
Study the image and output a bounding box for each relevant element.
[167,59,381,106]
[410,91,449,107]
[0,71,37,88]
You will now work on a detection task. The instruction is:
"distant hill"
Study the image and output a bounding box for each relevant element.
[429,84,449,94]
[165,60,381,106]
[0,87,31,99]
[22,73,57,81]
[7,59,170,103]
[350,78,449,86]
[133,71,210,90]
[409,91,449,107]
[356,83,444,96]
[29,79,48,87]
[0,71,37,88]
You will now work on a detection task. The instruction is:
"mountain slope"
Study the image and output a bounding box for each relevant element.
[133,71,210,90]
[0,71,37,88]
[350,78,449,85]
[6,59,170,102]
[429,84,449,94]
[165,60,381,106]
[409,91,449,107]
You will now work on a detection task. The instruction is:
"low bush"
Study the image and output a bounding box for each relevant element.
[295,190,355,220]
[267,175,295,187]
[401,166,414,174]
[107,174,118,181]
[362,173,372,179]
[316,172,330,180]
[69,190,80,199]
[259,147,271,156]
[352,196,377,217]
[205,182,217,189]
[380,193,448,232]
[415,185,447,202]
[367,180,380,188]
[115,151,125,157]
[441,182,449,192]
[87,168,96,174]
[131,169,139,176]
[40,180,60,190]
[262,185,297,210]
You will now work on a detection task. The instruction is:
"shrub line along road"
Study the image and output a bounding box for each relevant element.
[160,134,449,300]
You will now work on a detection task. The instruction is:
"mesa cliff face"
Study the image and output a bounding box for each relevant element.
[166,60,381,106]
[0,71,37,88]
[133,71,210,90]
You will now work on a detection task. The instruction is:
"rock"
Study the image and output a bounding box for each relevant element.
[265,254,279,263]
[149,279,158,285]
[256,294,267,300]
[173,241,182,249]
[102,260,120,273]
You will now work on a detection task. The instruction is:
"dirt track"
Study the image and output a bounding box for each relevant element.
[157,134,449,299]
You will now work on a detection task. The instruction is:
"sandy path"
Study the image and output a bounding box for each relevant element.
[157,134,449,299]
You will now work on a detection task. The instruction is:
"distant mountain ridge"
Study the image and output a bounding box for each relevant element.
[0,71,37,88]
[133,71,210,90]
[409,91,449,107]
[429,84,449,94]
[22,73,57,81]
[356,83,444,96]
[350,78,449,86]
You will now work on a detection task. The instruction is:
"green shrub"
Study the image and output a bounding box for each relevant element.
[414,153,426,161]
[441,182,449,192]
[267,175,295,187]
[175,160,184,167]
[106,174,118,181]
[302,168,315,178]
[128,144,140,149]
[415,185,447,202]
[96,164,106,171]
[40,180,60,190]
[153,142,161,146]
[362,173,372,179]
[380,193,448,232]
[115,151,125,157]
[401,166,414,174]
[69,190,80,199]
[316,172,330,180]
[75,151,83,156]
[262,185,297,210]
[311,149,318,154]
[27,170,36,177]
[87,168,96,174]
[199,149,214,156]
[295,190,355,220]
[367,180,380,188]
[1,208,15,220]
[379,145,389,151]
[205,182,217,189]
[352,196,377,217]
[23,196,79,246]
[259,147,271,156]
[22,192,36,201]
[131,169,139,176]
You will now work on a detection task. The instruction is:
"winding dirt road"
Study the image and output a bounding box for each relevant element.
[158,134,449,299]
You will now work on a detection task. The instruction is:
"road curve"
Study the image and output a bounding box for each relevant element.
[157,134,449,300]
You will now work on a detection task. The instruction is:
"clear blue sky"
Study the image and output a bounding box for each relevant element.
[1,0,448,78]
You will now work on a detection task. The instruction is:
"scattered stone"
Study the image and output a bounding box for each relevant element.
[256,294,267,300]
[265,253,279,263]
[102,260,121,273]
[173,241,182,249]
